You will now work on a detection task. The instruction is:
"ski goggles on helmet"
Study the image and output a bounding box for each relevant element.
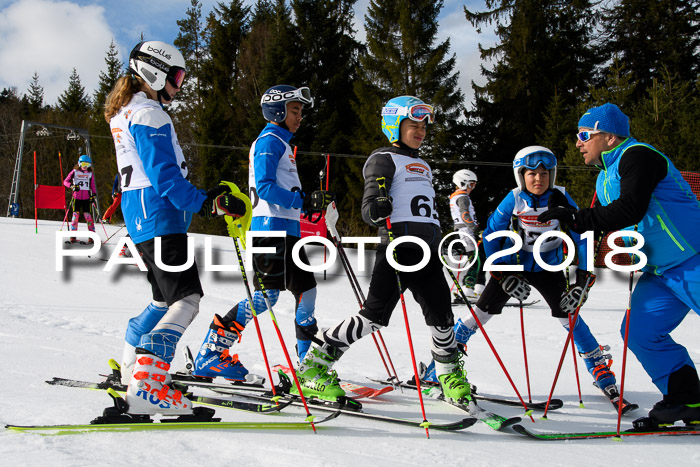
[576,130,602,142]
[514,151,557,170]
[260,86,314,107]
[167,67,186,88]
[382,103,435,123]
[79,161,91,169]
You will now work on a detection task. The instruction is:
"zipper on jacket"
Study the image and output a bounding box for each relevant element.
[657,215,684,251]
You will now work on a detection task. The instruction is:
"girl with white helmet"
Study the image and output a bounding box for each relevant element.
[291,96,471,405]
[422,146,628,410]
[104,40,246,418]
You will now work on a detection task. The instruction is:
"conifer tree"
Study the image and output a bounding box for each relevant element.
[237,0,300,145]
[463,0,599,212]
[93,40,123,113]
[598,0,700,102]
[174,0,205,110]
[26,72,44,116]
[57,68,90,114]
[196,0,250,193]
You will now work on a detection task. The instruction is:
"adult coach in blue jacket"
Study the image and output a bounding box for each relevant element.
[539,103,700,426]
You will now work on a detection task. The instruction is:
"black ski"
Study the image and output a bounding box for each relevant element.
[511,423,700,440]
[369,377,563,411]
[197,373,478,432]
[594,382,639,415]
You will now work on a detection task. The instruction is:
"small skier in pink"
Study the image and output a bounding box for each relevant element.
[63,155,97,243]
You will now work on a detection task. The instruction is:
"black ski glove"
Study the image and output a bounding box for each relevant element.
[199,186,247,219]
[71,185,79,192]
[302,190,334,214]
[491,271,531,301]
[368,196,393,226]
[560,269,597,314]
[537,206,580,232]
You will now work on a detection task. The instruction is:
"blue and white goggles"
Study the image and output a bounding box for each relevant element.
[260,86,314,108]
[514,151,557,170]
[381,103,435,123]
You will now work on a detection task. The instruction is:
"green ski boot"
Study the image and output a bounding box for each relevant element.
[291,342,346,401]
[434,351,472,403]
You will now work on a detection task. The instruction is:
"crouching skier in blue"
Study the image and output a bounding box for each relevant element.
[539,103,700,426]
[421,146,622,405]
[191,85,333,381]
[105,41,246,416]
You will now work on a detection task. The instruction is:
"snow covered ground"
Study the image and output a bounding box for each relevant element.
[1,216,699,466]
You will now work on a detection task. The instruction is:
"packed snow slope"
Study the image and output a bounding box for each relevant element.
[1,217,699,466]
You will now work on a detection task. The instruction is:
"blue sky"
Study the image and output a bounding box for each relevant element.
[0,0,495,106]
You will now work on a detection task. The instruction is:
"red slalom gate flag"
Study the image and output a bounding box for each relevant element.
[35,185,66,209]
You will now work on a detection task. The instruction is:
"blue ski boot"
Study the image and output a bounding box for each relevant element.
[581,345,617,391]
[193,314,249,381]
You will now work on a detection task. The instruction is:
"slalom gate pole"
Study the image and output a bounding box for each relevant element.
[519,303,532,403]
[445,264,535,421]
[324,201,399,382]
[616,245,637,436]
[377,177,430,438]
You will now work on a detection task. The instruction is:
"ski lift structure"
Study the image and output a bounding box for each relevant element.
[7,120,93,217]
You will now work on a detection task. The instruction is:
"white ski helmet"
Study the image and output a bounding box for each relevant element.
[453,169,478,189]
[129,41,186,97]
[513,146,557,190]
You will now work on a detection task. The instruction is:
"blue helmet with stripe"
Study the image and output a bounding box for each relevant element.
[380,96,435,144]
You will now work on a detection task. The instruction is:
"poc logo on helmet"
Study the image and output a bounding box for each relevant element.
[146,45,172,61]
[261,91,299,103]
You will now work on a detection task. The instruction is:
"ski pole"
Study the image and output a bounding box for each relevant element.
[446,264,535,421]
[565,266,584,408]
[92,199,109,240]
[541,273,594,418]
[377,177,430,438]
[324,201,399,382]
[60,198,72,231]
[520,303,532,403]
[616,247,637,436]
[219,181,317,432]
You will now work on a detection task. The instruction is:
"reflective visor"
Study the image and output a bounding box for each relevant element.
[576,130,601,142]
[515,151,556,170]
[79,162,91,169]
[408,104,434,123]
[167,67,186,88]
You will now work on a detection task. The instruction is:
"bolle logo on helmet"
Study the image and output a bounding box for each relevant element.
[146,45,172,61]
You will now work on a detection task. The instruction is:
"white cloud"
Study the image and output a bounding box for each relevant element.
[0,0,116,105]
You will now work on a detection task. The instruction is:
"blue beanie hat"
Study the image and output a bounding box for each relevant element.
[578,103,630,137]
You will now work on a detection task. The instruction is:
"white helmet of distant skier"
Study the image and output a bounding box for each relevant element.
[380,96,435,144]
[453,169,477,189]
[513,146,557,190]
[260,85,314,123]
[129,40,186,102]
